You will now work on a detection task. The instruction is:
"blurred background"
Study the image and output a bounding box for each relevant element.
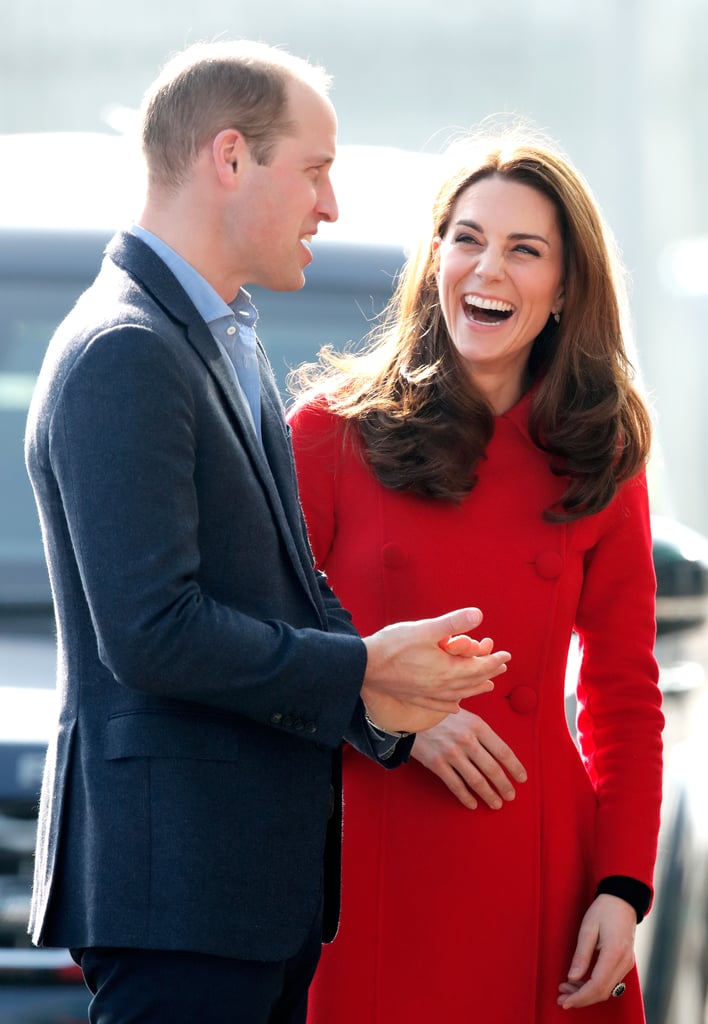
[1,0,706,533]
[1,6,708,1022]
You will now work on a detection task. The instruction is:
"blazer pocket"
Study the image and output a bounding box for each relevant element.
[104,708,240,762]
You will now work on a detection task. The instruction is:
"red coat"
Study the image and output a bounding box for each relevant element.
[289,391,664,1023]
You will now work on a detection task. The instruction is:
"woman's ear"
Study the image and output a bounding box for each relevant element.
[552,287,565,319]
[432,235,442,275]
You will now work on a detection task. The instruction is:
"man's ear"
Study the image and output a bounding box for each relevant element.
[212,129,246,187]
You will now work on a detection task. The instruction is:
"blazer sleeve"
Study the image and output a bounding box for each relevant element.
[288,399,413,769]
[43,323,366,749]
[574,469,664,891]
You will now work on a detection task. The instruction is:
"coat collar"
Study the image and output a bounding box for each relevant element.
[496,378,537,438]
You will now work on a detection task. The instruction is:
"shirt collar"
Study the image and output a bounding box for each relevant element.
[129,224,257,327]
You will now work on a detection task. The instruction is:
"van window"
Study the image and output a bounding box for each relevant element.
[0,279,86,601]
[252,281,389,397]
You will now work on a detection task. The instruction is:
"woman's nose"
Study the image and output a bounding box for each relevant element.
[475,247,505,279]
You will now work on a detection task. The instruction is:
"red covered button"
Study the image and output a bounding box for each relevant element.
[534,550,563,579]
[382,543,408,569]
[508,686,538,713]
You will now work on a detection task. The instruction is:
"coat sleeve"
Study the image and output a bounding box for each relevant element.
[42,325,366,748]
[574,469,664,892]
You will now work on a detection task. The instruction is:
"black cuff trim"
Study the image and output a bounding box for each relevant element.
[595,875,651,923]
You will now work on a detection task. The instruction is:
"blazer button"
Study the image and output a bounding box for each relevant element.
[534,550,563,579]
[305,722,317,734]
[282,715,294,729]
[508,686,538,714]
[382,543,408,569]
[270,712,283,726]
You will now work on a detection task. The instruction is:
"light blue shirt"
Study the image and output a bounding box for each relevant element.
[130,225,262,442]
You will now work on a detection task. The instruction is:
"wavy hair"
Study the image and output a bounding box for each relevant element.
[289,129,652,521]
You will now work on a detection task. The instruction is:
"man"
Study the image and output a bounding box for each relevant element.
[25,40,510,1023]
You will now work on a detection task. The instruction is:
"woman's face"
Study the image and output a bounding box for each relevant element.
[433,174,565,404]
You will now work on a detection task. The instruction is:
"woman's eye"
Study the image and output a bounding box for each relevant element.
[455,233,481,245]
[514,244,541,257]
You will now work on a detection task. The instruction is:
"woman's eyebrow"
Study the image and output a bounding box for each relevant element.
[508,232,551,245]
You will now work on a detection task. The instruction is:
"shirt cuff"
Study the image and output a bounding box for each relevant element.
[364,712,412,760]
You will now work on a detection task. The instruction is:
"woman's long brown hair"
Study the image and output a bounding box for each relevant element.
[289,133,652,521]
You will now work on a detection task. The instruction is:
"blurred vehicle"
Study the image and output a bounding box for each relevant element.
[1,132,707,1024]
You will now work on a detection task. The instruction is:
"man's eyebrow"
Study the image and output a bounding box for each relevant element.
[454,219,550,245]
[309,153,335,166]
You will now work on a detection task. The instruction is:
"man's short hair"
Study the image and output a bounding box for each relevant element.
[140,40,332,191]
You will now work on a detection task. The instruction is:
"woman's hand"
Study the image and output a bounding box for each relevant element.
[557,895,637,1009]
[411,708,527,809]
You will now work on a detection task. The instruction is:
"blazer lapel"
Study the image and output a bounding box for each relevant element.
[185,320,325,621]
[258,347,329,620]
[106,231,325,621]
[185,317,264,455]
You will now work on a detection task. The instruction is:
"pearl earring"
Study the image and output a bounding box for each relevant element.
[553,311,561,324]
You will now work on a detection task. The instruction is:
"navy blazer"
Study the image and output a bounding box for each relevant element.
[25,231,404,961]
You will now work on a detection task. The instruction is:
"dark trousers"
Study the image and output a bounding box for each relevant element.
[70,912,323,1024]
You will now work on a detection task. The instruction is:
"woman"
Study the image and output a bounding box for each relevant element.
[288,131,663,1022]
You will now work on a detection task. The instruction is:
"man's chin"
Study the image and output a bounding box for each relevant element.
[277,272,307,293]
[282,266,308,292]
[251,268,307,293]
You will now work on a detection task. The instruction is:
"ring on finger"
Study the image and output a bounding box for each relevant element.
[611,982,626,998]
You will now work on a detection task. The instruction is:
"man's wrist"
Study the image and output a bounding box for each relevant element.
[363,709,412,739]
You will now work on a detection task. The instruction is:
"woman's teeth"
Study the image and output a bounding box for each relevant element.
[463,295,514,324]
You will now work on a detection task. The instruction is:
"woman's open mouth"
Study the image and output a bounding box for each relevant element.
[463,294,515,325]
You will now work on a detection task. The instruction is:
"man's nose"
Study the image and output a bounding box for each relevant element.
[318,179,339,223]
